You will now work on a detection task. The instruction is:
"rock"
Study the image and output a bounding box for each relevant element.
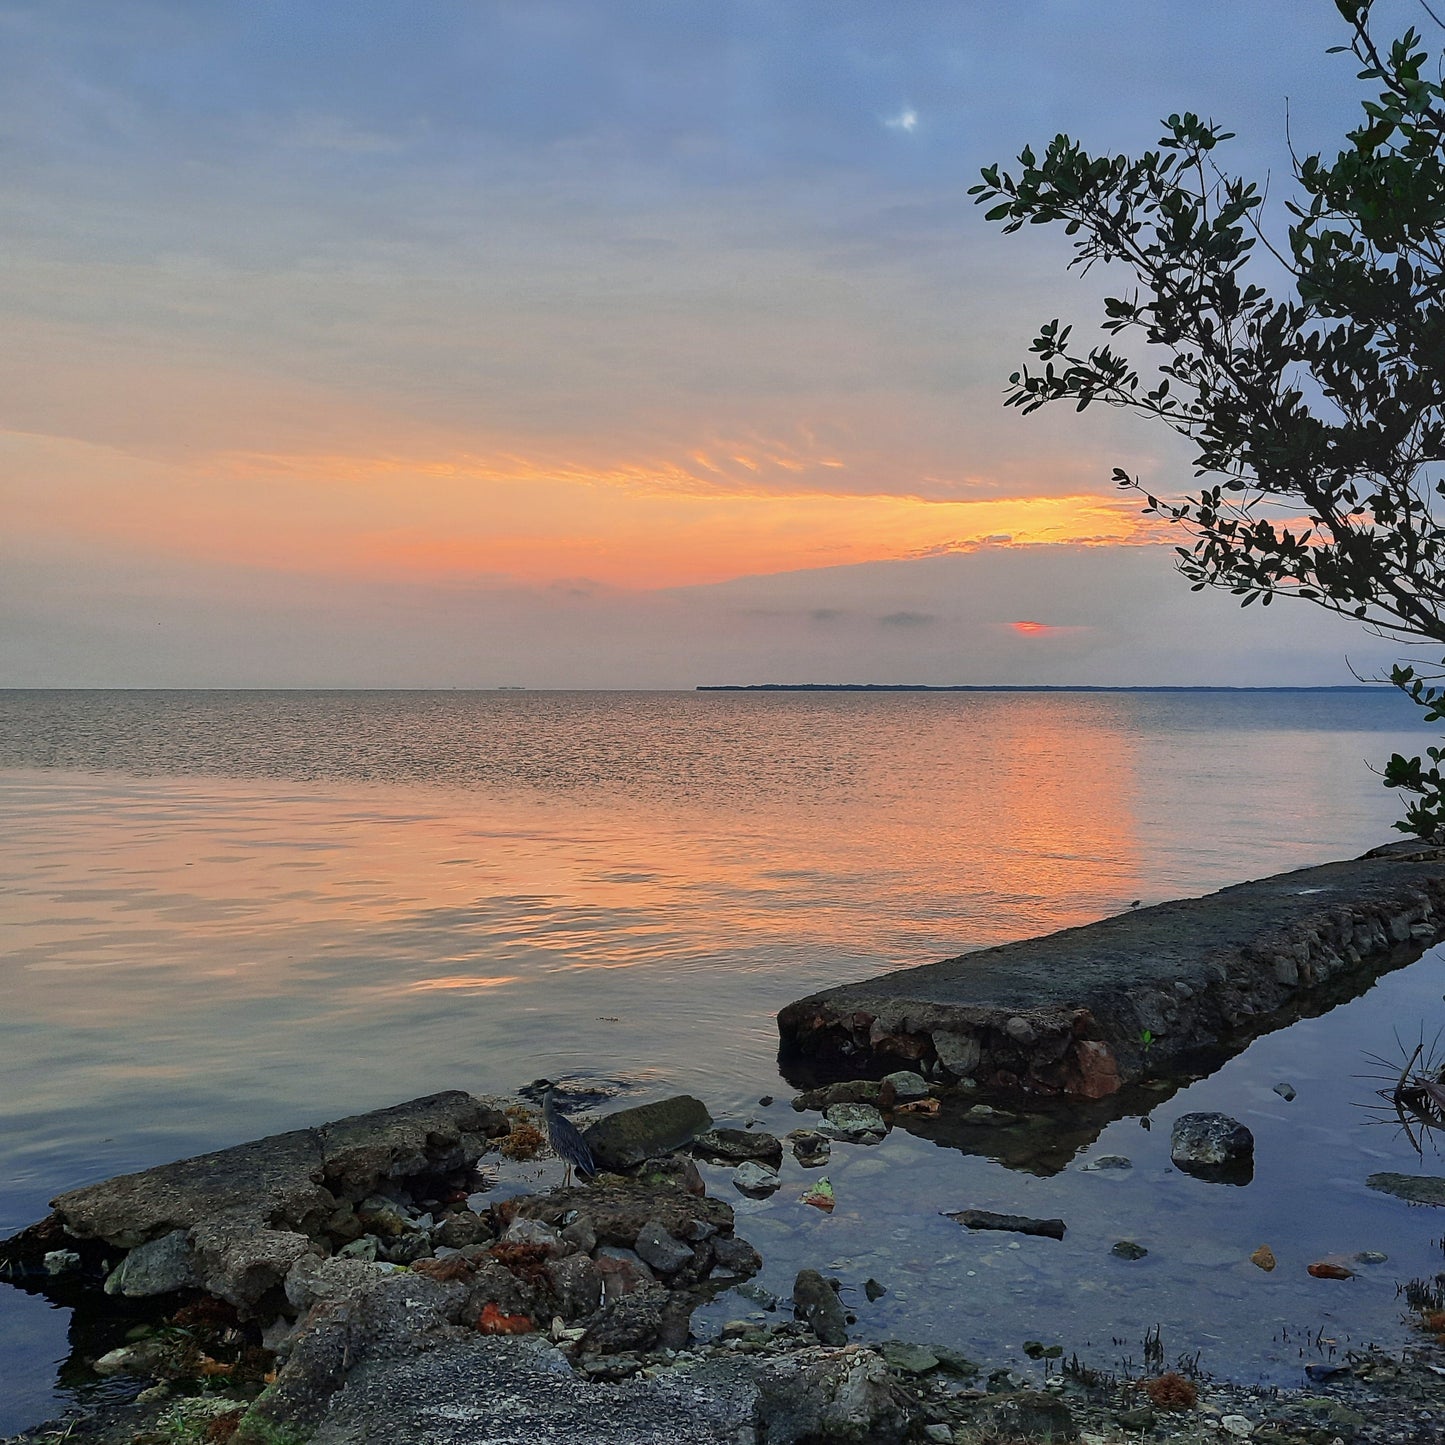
[732,1161,782,1196]
[43,1249,81,1275]
[979,1390,1078,1442]
[1272,1081,1297,1101]
[1355,1249,1388,1264]
[799,1178,835,1212]
[864,1277,886,1301]
[189,1218,318,1316]
[356,1196,409,1239]
[595,1247,658,1300]
[1080,1154,1132,1172]
[546,1252,603,1319]
[753,1344,907,1445]
[932,1347,980,1379]
[559,1214,597,1254]
[944,1209,1066,1240]
[1169,1112,1254,1179]
[963,1104,1018,1126]
[102,1229,198,1297]
[1250,1244,1277,1271]
[580,1284,692,1356]
[514,1177,732,1250]
[1221,1414,1254,1437]
[244,1325,759,1444]
[932,1031,983,1078]
[923,1425,952,1444]
[631,1153,707,1196]
[788,1129,831,1167]
[878,1340,940,1374]
[692,1128,784,1168]
[435,1209,490,1249]
[1110,1240,1148,1260]
[337,1235,379,1262]
[881,1070,931,1101]
[793,1267,848,1346]
[792,1080,885,1111]
[822,1102,888,1143]
[710,1234,762,1279]
[582,1095,712,1171]
[463,1259,540,1321]
[632,1220,694,1276]
[1307,1261,1355,1279]
[501,1218,567,1257]
[377,1230,432,1265]
[1366,1171,1445,1205]
[284,1254,389,1313]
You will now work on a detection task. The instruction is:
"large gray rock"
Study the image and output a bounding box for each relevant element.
[103,1228,197,1297]
[753,1345,909,1444]
[248,1332,760,1445]
[582,1095,712,1171]
[1170,1112,1254,1179]
[191,1218,319,1314]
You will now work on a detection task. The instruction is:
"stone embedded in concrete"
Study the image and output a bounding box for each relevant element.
[103,1228,197,1297]
[777,845,1445,1097]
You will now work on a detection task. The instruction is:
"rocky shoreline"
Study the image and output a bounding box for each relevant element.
[3,1088,1444,1444]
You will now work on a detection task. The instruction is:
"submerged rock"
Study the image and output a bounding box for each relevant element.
[821,1102,887,1143]
[1169,1112,1254,1179]
[1366,1171,1445,1206]
[692,1127,783,1168]
[944,1209,1066,1240]
[792,1267,848,1346]
[732,1160,782,1196]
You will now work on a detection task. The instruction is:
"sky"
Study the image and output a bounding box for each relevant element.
[0,0,1427,687]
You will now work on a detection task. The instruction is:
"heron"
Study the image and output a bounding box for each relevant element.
[536,1079,596,1187]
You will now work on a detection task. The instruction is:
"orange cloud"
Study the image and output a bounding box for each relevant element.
[7,429,1176,592]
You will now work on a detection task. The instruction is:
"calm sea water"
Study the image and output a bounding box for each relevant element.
[2,688,1443,1430]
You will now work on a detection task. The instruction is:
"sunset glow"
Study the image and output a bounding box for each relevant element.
[0,2,1391,687]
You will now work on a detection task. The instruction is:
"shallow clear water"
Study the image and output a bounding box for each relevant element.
[1,688,1443,1430]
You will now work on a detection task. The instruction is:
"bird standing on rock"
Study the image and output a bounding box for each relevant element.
[537,1079,596,1187]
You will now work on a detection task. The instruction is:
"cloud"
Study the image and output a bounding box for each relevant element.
[879,610,936,627]
[883,106,918,133]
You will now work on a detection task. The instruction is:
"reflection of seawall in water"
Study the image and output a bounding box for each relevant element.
[779,844,1445,1173]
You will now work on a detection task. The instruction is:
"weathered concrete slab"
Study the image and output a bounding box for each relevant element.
[777,843,1445,1097]
[1,1091,510,1315]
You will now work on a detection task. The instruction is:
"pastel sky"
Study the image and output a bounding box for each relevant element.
[0,1,1421,687]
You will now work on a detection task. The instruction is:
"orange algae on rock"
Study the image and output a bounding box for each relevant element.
[1142,1372,1198,1411]
[478,1301,534,1335]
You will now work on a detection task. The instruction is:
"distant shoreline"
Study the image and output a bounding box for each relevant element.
[696,682,1393,693]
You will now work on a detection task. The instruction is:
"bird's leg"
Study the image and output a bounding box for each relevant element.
[563,1162,573,1188]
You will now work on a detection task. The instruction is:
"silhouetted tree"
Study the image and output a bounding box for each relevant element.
[973,0,1445,835]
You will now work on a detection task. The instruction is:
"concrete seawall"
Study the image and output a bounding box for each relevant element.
[777,842,1445,1097]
